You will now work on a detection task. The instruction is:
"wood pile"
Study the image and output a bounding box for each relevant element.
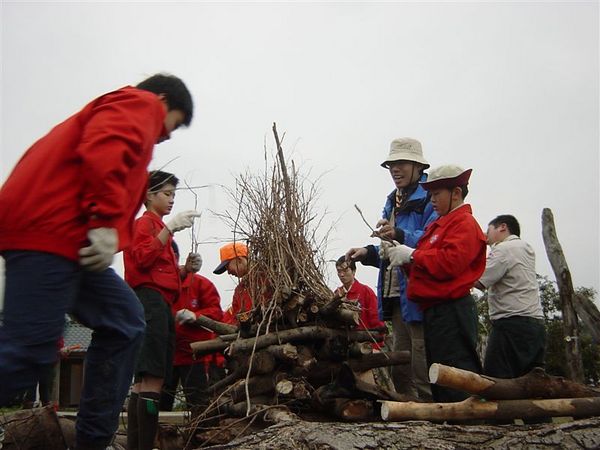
[181,125,407,446]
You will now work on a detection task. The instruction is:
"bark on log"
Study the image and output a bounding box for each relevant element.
[265,343,298,363]
[191,326,385,356]
[192,315,238,335]
[203,416,600,449]
[429,364,600,400]
[1,405,66,450]
[542,208,585,382]
[381,396,600,422]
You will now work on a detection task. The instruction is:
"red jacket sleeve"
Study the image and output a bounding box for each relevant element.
[129,215,167,270]
[413,219,484,281]
[192,277,223,321]
[77,89,165,229]
[359,284,383,330]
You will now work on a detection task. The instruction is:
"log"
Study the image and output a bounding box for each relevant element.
[381,396,600,422]
[349,342,373,357]
[1,405,66,449]
[203,416,600,449]
[429,364,600,400]
[191,325,385,356]
[333,398,375,421]
[192,315,238,335]
[265,343,298,363]
[542,208,585,382]
[227,395,273,416]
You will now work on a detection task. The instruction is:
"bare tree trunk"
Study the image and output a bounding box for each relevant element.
[541,208,585,382]
[429,364,600,400]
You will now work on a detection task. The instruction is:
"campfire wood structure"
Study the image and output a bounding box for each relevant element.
[186,124,406,434]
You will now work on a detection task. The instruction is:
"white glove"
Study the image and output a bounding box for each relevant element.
[166,210,201,234]
[184,252,203,273]
[387,244,415,267]
[175,308,196,324]
[79,228,119,271]
[378,239,400,260]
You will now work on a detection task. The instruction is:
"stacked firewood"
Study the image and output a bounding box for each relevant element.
[182,125,410,445]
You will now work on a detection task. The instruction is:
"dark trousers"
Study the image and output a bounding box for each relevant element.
[0,251,145,448]
[423,295,482,402]
[484,316,546,379]
[160,362,225,411]
[23,361,55,406]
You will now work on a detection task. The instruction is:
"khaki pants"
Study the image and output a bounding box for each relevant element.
[391,301,432,401]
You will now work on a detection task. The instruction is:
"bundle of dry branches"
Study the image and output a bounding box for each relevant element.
[217,123,333,328]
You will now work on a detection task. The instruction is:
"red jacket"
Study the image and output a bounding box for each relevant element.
[340,278,386,349]
[0,87,167,261]
[172,273,223,366]
[340,279,385,331]
[222,281,253,325]
[124,211,180,303]
[408,204,486,310]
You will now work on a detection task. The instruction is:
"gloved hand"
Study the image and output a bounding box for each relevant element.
[175,308,196,324]
[166,210,201,234]
[387,244,415,267]
[378,239,399,260]
[184,252,203,273]
[79,228,118,271]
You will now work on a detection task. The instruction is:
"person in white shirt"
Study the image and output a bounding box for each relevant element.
[475,215,545,378]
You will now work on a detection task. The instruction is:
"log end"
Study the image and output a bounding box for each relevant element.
[428,363,439,384]
[380,401,391,421]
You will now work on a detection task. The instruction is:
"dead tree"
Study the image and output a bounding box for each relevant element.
[541,208,585,382]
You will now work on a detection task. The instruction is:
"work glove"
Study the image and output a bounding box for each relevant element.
[166,210,201,234]
[185,252,203,273]
[378,239,398,260]
[79,228,118,272]
[387,243,415,267]
[175,308,197,324]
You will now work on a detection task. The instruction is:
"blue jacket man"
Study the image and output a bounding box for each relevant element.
[346,137,436,400]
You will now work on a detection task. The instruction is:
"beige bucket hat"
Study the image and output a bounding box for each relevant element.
[420,165,472,190]
[381,137,430,169]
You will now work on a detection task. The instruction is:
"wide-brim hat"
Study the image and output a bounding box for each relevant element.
[420,165,472,191]
[381,137,430,169]
[213,242,248,274]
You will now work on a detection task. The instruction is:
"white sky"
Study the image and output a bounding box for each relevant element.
[1,1,598,309]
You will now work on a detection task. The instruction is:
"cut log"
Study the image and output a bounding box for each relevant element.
[381,396,600,422]
[429,364,600,400]
[349,342,373,357]
[333,398,375,421]
[1,405,66,450]
[193,315,238,335]
[542,208,585,382]
[265,343,298,363]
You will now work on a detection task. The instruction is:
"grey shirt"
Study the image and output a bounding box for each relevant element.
[479,235,544,320]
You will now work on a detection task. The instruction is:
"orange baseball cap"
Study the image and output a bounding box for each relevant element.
[213,242,248,274]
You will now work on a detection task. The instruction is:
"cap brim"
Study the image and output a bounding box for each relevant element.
[213,259,231,275]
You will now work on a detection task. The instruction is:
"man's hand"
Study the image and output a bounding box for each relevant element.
[175,309,196,324]
[185,252,202,273]
[387,243,415,267]
[79,228,118,271]
[345,247,367,262]
[375,219,397,240]
[166,210,201,234]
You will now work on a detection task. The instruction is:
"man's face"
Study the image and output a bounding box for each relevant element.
[227,256,248,278]
[157,109,186,143]
[388,161,420,190]
[147,183,176,216]
[336,263,355,286]
[486,224,505,245]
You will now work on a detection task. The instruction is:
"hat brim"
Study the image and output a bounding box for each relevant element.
[213,259,231,275]
[381,155,430,169]
[420,169,472,190]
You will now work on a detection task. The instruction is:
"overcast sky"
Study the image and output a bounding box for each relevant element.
[1,2,598,309]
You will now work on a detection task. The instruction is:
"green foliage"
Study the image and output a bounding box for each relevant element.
[477,275,600,385]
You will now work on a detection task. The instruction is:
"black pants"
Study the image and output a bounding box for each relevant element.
[424,295,482,402]
[484,316,546,379]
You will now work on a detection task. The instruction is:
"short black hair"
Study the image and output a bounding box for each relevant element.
[136,73,193,126]
[489,214,521,237]
[148,170,179,193]
[336,255,356,271]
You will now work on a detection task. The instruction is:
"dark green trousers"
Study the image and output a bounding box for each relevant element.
[423,295,482,402]
[484,315,546,379]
